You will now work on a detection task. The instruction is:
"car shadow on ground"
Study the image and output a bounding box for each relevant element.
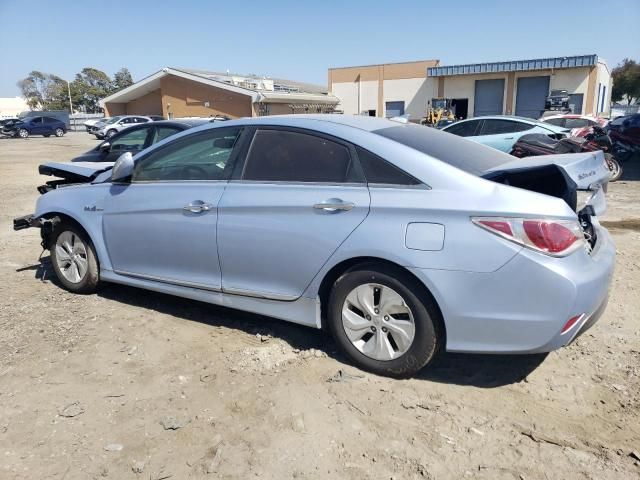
[19,256,548,388]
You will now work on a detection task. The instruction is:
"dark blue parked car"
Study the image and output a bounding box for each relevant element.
[2,116,67,138]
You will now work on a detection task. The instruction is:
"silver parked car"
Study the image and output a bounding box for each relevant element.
[14,115,615,377]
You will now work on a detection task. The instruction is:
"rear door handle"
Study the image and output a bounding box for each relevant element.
[183,200,213,213]
[313,198,354,212]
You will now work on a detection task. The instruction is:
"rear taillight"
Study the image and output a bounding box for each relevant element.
[472,217,584,256]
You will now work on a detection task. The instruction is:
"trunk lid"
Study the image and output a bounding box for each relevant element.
[482,151,608,215]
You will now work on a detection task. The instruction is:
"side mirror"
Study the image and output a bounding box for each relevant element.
[99,141,111,152]
[111,152,134,182]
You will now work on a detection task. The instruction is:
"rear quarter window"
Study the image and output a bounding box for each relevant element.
[373,123,512,175]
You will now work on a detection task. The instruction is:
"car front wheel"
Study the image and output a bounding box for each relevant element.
[55,128,64,137]
[18,128,29,138]
[328,264,443,378]
[106,129,117,138]
[49,223,99,294]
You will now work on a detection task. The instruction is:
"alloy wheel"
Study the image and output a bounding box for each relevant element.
[341,283,416,361]
[54,231,89,284]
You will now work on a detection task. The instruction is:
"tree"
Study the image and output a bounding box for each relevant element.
[112,68,134,92]
[611,59,640,105]
[17,71,69,111]
[70,67,113,113]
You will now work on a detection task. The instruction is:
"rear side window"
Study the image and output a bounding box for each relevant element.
[242,129,360,183]
[564,118,593,128]
[153,126,181,143]
[480,120,532,135]
[543,118,566,127]
[374,123,512,175]
[356,147,420,185]
[443,120,480,137]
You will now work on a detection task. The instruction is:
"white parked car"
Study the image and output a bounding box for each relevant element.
[95,115,152,139]
[83,118,105,132]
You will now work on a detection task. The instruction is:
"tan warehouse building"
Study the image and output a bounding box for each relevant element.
[100,67,339,118]
[329,54,612,121]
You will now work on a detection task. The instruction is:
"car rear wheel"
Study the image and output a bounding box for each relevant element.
[49,223,99,294]
[106,129,117,138]
[54,128,64,137]
[18,128,29,138]
[328,264,443,378]
[43,134,51,137]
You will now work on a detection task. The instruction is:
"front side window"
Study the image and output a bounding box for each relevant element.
[480,120,532,135]
[110,128,149,153]
[242,129,359,183]
[133,127,241,182]
[30,117,43,124]
[443,120,480,137]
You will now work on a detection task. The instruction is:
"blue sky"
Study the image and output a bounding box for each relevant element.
[1,0,638,96]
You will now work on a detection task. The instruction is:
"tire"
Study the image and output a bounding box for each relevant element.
[327,264,443,378]
[43,134,50,137]
[49,223,99,294]
[605,153,623,182]
[106,129,117,139]
[18,128,29,139]
[54,128,64,137]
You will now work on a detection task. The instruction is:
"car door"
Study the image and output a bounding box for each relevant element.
[217,127,370,300]
[477,119,533,152]
[103,126,153,162]
[29,117,44,134]
[102,126,244,290]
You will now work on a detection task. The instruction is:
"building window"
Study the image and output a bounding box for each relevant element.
[367,110,376,117]
[385,101,405,118]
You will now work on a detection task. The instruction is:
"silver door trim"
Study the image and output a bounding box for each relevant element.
[114,269,222,292]
[113,270,297,301]
[222,286,298,302]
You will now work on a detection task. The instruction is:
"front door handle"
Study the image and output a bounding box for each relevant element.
[504,136,514,140]
[313,198,354,212]
[183,200,213,213]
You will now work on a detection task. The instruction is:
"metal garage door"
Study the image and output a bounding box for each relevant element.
[568,94,583,114]
[515,76,550,118]
[474,79,505,116]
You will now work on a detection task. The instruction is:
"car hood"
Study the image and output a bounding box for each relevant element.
[39,161,114,182]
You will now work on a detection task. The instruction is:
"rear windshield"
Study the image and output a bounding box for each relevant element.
[373,123,512,175]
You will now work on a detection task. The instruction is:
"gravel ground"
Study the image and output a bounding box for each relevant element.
[0,132,639,480]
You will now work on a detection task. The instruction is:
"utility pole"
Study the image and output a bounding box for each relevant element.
[67,80,73,113]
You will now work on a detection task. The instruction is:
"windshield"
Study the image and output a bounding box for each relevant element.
[550,90,568,96]
[104,117,122,124]
[373,123,512,176]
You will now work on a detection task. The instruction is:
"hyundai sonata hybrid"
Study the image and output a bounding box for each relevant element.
[14,115,614,377]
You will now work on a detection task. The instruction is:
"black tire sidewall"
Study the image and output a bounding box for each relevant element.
[328,267,441,378]
[49,224,99,294]
[55,128,64,137]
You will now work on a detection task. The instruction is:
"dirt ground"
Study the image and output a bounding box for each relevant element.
[1,132,639,480]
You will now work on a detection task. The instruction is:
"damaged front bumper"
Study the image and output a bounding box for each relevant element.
[13,214,40,231]
[13,214,60,249]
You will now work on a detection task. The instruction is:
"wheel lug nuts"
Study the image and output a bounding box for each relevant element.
[384,315,389,320]
[370,326,377,332]
[382,327,388,333]
[366,315,371,320]
[374,308,379,314]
